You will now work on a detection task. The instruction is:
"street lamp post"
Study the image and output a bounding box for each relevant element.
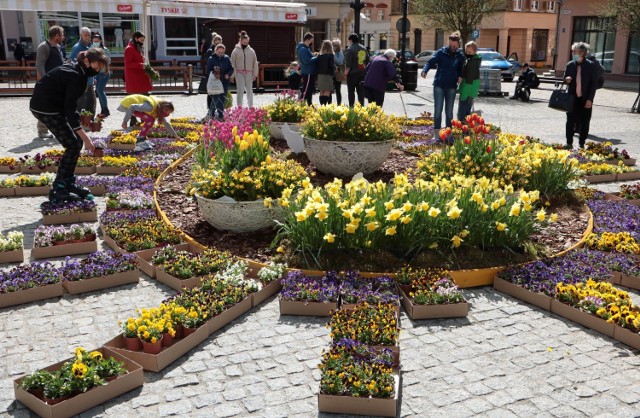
[552,0,564,71]
[400,0,409,82]
[350,0,366,36]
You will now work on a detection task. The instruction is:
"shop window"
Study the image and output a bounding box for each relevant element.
[531,29,548,61]
[573,17,616,72]
[38,12,79,56]
[626,32,639,74]
[102,14,141,54]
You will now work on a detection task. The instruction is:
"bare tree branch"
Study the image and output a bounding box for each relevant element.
[594,0,640,34]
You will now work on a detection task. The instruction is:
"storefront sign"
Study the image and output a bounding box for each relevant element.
[160,7,189,15]
[285,13,298,20]
[305,7,317,17]
[561,9,571,15]
[117,4,133,12]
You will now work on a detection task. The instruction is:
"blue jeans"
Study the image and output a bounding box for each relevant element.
[209,87,228,119]
[95,73,110,115]
[433,86,456,129]
[457,97,474,121]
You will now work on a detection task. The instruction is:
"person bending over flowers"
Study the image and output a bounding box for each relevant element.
[118,94,180,151]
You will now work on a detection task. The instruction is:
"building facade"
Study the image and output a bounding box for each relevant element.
[557,0,639,75]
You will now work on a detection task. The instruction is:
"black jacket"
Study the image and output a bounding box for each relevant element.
[316,54,335,76]
[563,59,597,102]
[29,62,89,130]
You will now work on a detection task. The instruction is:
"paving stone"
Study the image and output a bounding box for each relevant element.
[212,403,244,417]
[158,399,193,416]
[132,394,162,408]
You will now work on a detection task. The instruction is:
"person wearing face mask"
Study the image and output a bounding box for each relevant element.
[118,95,180,151]
[203,34,224,111]
[230,32,259,107]
[30,48,107,203]
[69,27,97,120]
[457,41,482,121]
[563,42,598,149]
[420,31,465,130]
[92,33,111,117]
[206,44,234,120]
[124,31,152,127]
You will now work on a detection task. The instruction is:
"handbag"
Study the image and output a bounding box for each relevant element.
[207,72,224,95]
[548,84,575,112]
[334,64,346,82]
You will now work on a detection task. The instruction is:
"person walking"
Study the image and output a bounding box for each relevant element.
[69,27,96,119]
[457,41,482,120]
[35,26,65,139]
[420,32,464,130]
[207,44,234,120]
[296,32,317,105]
[124,31,152,126]
[332,39,345,105]
[230,32,259,107]
[363,49,403,107]
[344,33,369,107]
[30,48,107,202]
[118,95,180,151]
[316,40,336,105]
[91,33,111,117]
[564,42,598,149]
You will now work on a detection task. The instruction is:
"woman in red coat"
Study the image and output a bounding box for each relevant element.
[124,31,152,126]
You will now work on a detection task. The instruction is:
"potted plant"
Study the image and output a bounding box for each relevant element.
[96,155,139,175]
[79,109,93,127]
[102,218,182,253]
[19,370,53,399]
[108,131,138,150]
[264,89,309,139]
[0,230,24,263]
[253,261,288,306]
[401,273,468,319]
[191,108,307,233]
[91,138,106,157]
[300,103,400,177]
[89,115,104,132]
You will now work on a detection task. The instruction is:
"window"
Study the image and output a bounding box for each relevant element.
[165,17,198,56]
[531,29,548,61]
[513,0,523,11]
[378,9,385,21]
[625,32,639,74]
[531,1,539,11]
[364,9,371,19]
[573,17,616,72]
[102,14,141,54]
[547,1,556,13]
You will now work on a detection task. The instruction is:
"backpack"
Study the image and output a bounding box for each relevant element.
[529,72,540,89]
[588,56,605,89]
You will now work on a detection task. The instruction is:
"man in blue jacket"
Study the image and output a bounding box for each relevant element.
[296,32,317,105]
[69,27,96,120]
[420,32,465,130]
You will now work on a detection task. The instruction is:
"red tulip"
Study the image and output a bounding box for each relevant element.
[486,146,492,153]
[439,129,447,140]
[464,136,471,145]
[461,125,468,133]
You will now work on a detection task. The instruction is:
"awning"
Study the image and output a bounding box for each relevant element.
[148,0,307,23]
[0,0,143,13]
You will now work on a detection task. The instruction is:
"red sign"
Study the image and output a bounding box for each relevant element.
[117,4,133,12]
[285,13,298,20]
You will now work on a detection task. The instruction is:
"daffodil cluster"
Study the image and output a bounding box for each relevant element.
[264,90,310,123]
[278,173,553,259]
[585,232,640,254]
[20,347,126,400]
[319,339,395,398]
[301,103,400,142]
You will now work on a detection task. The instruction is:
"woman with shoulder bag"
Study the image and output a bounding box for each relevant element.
[332,39,345,105]
[207,44,234,120]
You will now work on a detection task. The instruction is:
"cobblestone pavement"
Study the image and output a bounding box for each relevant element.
[1,76,640,417]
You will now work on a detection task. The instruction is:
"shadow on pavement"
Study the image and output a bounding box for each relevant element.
[8,136,58,154]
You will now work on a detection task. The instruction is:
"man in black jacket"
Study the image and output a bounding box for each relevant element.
[344,33,369,107]
[510,63,538,102]
[30,48,108,203]
[564,42,598,149]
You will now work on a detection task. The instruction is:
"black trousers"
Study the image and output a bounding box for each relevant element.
[366,86,385,107]
[31,112,82,181]
[566,96,592,147]
[347,72,366,107]
[300,74,315,106]
[333,79,342,105]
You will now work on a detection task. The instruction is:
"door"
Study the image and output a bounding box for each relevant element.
[0,18,6,60]
[413,29,421,55]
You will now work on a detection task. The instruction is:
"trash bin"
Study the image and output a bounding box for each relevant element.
[401,61,419,91]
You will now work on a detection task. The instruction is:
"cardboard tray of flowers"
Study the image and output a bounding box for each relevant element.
[32,240,98,260]
[207,296,253,335]
[318,370,400,417]
[95,166,127,175]
[0,282,64,309]
[550,299,615,338]
[42,211,98,226]
[493,275,553,311]
[14,347,144,418]
[250,278,282,307]
[398,287,468,319]
[14,186,50,196]
[0,247,24,264]
[107,143,136,151]
[62,270,140,295]
[279,299,338,317]
[104,324,209,372]
[134,243,192,278]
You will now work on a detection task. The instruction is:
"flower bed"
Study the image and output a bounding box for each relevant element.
[0,262,63,308]
[395,268,468,319]
[0,230,24,263]
[587,199,640,241]
[19,153,58,174]
[14,347,143,417]
[580,141,635,166]
[96,156,139,174]
[60,251,139,294]
[318,339,398,417]
[32,224,97,259]
[0,173,55,196]
[279,271,339,316]
[74,176,108,196]
[619,183,640,206]
[339,272,399,312]
[106,189,154,212]
[40,201,98,225]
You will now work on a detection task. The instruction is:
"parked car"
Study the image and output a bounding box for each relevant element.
[478,51,516,81]
[415,50,434,65]
[370,49,417,62]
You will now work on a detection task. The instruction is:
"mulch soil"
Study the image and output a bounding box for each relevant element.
[157,145,590,271]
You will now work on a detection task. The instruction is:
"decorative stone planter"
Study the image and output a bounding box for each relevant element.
[195,194,282,233]
[303,137,393,177]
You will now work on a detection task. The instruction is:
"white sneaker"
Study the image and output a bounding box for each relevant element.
[38,133,54,139]
[139,141,154,151]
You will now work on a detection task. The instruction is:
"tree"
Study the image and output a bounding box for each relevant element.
[595,0,640,33]
[413,0,507,44]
